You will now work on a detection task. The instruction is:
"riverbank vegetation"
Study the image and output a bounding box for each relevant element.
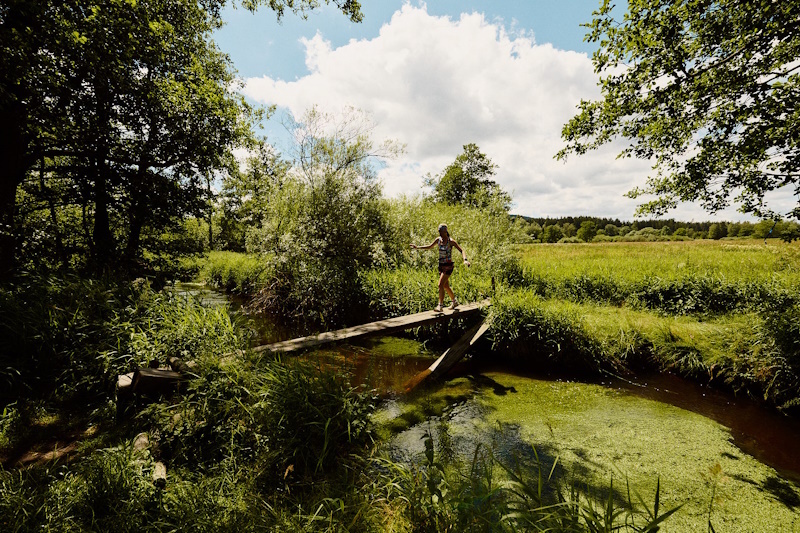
[1,278,685,532]
[5,233,797,531]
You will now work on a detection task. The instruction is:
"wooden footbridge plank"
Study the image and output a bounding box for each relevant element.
[252,299,491,355]
[403,317,492,392]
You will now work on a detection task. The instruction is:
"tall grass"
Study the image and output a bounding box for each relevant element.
[199,251,273,295]
[382,197,528,280]
[488,291,631,372]
[486,290,800,412]
[0,444,273,532]
[385,431,680,532]
[128,290,250,368]
[0,274,255,457]
[0,275,152,403]
[141,356,376,485]
[361,266,493,317]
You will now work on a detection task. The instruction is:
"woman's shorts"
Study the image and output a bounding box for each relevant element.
[438,261,454,275]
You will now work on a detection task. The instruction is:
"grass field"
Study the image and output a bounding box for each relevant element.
[516,239,800,288]
[494,239,800,412]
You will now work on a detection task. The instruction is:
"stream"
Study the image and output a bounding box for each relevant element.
[175,283,800,530]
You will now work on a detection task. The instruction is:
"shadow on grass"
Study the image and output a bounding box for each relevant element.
[762,475,800,510]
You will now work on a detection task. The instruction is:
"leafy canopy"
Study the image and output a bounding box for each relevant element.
[243,107,404,323]
[426,143,512,210]
[0,0,364,276]
[558,0,800,220]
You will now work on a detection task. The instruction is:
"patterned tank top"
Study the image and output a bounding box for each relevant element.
[438,237,453,265]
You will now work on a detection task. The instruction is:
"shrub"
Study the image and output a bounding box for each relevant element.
[145,357,376,489]
[0,275,152,403]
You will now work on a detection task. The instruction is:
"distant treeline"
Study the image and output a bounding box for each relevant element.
[510,215,800,243]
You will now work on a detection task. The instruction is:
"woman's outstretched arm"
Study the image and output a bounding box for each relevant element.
[410,238,439,250]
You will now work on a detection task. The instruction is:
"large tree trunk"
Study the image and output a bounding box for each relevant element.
[40,154,65,266]
[125,154,153,267]
[125,202,144,264]
[0,107,30,280]
[92,159,116,273]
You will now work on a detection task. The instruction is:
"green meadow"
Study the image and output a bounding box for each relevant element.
[516,239,800,290]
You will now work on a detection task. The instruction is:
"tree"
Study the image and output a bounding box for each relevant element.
[246,107,403,323]
[218,144,291,251]
[738,222,755,237]
[708,223,723,240]
[577,221,598,242]
[541,224,564,243]
[781,223,800,242]
[426,143,511,210]
[558,0,800,221]
[525,220,543,241]
[0,0,363,277]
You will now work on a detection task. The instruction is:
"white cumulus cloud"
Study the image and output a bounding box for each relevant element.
[240,4,756,221]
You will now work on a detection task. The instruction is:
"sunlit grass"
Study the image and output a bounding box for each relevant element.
[516,239,800,287]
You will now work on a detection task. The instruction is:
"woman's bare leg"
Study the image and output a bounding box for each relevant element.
[439,273,455,303]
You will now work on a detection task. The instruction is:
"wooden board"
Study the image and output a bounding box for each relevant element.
[131,368,185,397]
[404,317,492,392]
[252,299,491,355]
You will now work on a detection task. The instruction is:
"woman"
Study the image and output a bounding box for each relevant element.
[410,223,471,312]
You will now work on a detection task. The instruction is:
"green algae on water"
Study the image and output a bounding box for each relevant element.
[475,373,800,532]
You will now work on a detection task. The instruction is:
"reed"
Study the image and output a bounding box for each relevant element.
[199,251,273,295]
[388,430,681,532]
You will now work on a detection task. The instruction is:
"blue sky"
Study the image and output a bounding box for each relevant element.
[212,1,769,221]
[215,1,603,78]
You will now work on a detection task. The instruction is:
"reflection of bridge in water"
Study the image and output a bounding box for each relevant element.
[252,299,493,392]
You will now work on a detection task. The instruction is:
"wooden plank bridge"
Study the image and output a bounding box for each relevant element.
[119,300,492,405]
[252,299,491,355]
[252,299,493,391]
[403,317,492,392]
